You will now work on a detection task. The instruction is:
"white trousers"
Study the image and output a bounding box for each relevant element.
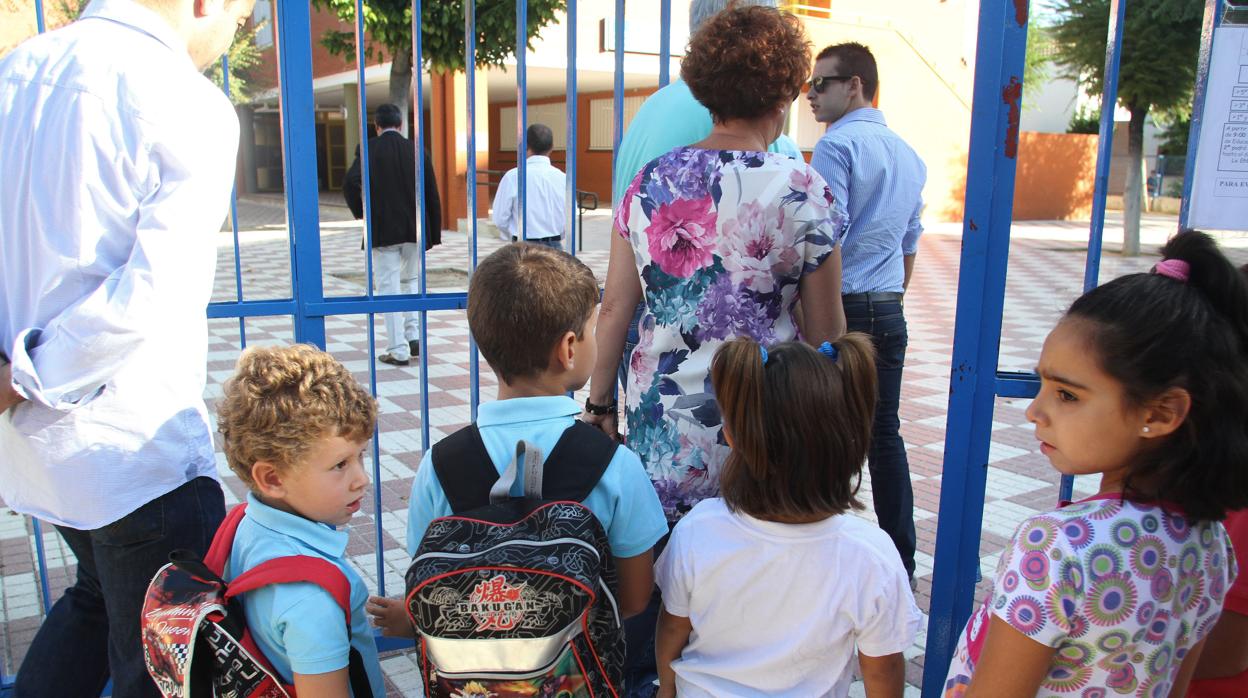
[371,242,421,360]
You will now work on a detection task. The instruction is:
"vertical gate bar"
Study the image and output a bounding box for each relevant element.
[1063,0,1127,503]
[352,0,386,597]
[1082,0,1126,295]
[467,0,481,421]
[414,0,431,452]
[33,0,45,34]
[221,55,248,349]
[30,521,50,614]
[612,0,626,169]
[566,0,579,254]
[658,0,671,88]
[273,0,327,348]
[920,2,1029,695]
[1179,0,1224,229]
[517,0,528,242]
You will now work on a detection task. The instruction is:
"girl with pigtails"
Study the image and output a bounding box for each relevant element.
[653,335,922,698]
[944,230,1248,698]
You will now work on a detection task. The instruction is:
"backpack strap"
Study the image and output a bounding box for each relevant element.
[539,421,619,502]
[226,555,374,697]
[431,424,499,513]
[203,502,249,576]
[432,421,619,511]
[225,556,354,624]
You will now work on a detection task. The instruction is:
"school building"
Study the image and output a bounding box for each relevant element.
[235,0,994,227]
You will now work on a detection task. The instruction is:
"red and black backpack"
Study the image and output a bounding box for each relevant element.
[406,421,626,697]
[140,503,374,697]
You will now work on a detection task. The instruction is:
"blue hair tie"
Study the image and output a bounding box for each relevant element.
[759,345,769,365]
[818,341,839,361]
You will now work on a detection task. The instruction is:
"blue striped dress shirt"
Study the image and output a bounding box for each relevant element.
[810,108,926,294]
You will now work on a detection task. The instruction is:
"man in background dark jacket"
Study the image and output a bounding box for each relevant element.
[344,103,442,365]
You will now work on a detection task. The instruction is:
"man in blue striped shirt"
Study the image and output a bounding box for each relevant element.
[808,42,926,583]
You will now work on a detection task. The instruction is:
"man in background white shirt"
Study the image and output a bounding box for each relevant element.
[491,123,568,249]
[0,0,254,695]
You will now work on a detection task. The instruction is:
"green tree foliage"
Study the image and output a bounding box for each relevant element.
[1067,106,1102,134]
[310,0,566,130]
[1024,23,1053,98]
[1049,0,1203,254]
[202,22,266,105]
[1156,116,1190,157]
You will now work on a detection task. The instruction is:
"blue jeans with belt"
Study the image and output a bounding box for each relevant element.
[513,235,562,250]
[843,295,916,578]
[618,302,645,396]
[15,476,226,698]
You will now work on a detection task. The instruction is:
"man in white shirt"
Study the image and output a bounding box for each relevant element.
[491,123,568,249]
[0,0,254,695]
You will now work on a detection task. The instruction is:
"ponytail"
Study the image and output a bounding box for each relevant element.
[710,339,769,481]
[828,333,879,463]
[1162,230,1248,355]
[711,335,878,520]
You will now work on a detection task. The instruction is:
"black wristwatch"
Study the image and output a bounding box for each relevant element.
[584,398,618,416]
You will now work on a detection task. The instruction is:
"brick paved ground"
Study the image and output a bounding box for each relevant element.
[3,194,1245,695]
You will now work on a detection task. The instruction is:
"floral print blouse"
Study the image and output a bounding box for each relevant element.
[614,147,847,521]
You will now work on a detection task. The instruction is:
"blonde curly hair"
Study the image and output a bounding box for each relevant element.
[217,344,377,489]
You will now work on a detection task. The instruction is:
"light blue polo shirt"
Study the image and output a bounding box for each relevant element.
[611,79,804,206]
[407,396,668,558]
[226,494,385,697]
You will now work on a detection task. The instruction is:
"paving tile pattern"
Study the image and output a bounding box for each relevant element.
[3,197,1245,695]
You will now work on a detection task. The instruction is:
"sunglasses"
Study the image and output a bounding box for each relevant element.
[806,74,854,94]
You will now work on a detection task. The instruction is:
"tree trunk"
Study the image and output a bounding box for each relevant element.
[1122,106,1148,257]
[388,49,414,136]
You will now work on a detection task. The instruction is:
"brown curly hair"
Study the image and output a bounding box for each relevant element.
[681,4,811,123]
[217,344,377,488]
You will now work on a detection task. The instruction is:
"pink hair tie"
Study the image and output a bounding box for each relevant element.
[1153,259,1190,283]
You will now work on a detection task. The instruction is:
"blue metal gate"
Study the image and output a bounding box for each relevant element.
[5,0,1219,695]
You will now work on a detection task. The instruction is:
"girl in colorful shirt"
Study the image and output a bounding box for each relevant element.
[944,230,1248,697]
[655,337,922,697]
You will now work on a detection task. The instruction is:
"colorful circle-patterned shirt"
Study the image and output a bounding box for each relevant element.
[944,493,1236,697]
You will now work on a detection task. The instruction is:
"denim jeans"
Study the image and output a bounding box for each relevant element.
[617,302,644,398]
[16,476,225,698]
[843,298,917,578]
[622,525,672,698]
[513,235,563,250]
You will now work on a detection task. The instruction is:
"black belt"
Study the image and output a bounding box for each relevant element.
[842,291,904,303]
[512,235,560,242]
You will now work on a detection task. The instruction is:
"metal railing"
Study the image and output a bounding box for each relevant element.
[2,1,1192,696]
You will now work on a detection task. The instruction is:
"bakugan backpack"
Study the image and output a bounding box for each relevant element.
[140,503,373,697]
[406,421,626,697]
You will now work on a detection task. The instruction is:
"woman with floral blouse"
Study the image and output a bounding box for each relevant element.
[583,4,848,524]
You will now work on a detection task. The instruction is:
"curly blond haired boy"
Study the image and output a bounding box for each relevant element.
[216,344,383,697]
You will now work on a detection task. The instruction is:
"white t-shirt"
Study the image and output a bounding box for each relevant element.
[654,498,922,697]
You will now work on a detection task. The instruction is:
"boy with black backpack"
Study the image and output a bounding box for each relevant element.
[366,243,667,695]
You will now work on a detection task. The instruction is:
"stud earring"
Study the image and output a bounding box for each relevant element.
[1141,426,1151,434]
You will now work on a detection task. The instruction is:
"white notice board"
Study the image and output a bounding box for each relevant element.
[1189,25,1248,231]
